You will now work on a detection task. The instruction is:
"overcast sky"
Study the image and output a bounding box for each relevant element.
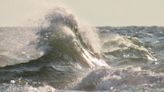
[0,0,164,26]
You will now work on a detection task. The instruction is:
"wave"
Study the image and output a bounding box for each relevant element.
[0,7,157,70]
[0,7,108,68]
[36,7,108,68]
[98,30,157,65]
[1,6,163,91]
[0,7,110,90]
[75,66,164,91]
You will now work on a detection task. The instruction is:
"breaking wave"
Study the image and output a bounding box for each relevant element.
[0,7,108,68]
[36,7,108,68]
[0,6,164,92]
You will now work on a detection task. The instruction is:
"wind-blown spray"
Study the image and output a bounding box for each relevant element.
[38,7,108,68]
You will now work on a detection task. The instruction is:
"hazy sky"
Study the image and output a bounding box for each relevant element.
[0,0,164,26]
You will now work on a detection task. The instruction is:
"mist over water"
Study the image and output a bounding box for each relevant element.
[0,6,164,92]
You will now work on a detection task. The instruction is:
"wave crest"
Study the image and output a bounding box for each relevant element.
[37,7,108,68]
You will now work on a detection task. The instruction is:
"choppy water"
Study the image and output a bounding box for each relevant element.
[0,7,164,92]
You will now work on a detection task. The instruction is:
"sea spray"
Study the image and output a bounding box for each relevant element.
[37,7,108,68]
[0,6,108,68]
[0,27,42,67]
